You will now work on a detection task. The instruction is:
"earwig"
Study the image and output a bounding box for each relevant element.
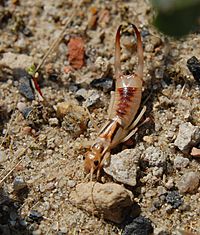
[84,24,146,180]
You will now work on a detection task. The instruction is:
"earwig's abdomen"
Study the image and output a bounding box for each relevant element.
[110,74,142,128]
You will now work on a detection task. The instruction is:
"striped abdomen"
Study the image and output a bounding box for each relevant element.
[111,86,142,128]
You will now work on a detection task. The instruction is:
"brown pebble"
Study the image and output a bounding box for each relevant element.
[176,171,199,194]
[68,37,85,69]
[190,147,200,157]
[70,182,133,223]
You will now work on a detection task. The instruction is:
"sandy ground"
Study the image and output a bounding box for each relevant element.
[0,0,200,234]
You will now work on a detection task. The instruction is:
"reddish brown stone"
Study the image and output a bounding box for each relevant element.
[68,37,85,69]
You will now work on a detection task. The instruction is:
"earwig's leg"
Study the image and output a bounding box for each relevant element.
[107,91,115,119]
[121,127,138,143]
[97,152,110,180]
[84,106,99,132]
[127,106,146,130]
[121,116,150,143]
[120,106,146,143]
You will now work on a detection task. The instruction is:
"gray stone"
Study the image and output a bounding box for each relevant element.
[0,52,34,70]
[174,122,200,153]
[70,182,133,223]
[176,171,199,194]
[13,176,27,191]
[142,146,167,167]
[174,155,189,169]
[103,149,140,187]
[84,91,100,107]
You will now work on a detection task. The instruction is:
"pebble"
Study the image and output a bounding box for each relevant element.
[48,117,59,126]
[157,186,167,196]
[75,88,88,100]
[56,101,88,137]
[18,74,35,101]
[122,216,154,235]
[67,180,76,188]
[32,229,42,235]
[90,77,114,92]
[174,155,189,169]
[28,210,43,222]
[103,149,140,187]
[0,52,34,69]
[84,91,100,107]
[70,182,133,223]
[176,171,200,194]
[17,102,33,119]
[187,56,200,84]
[13,176,27,191]
[142,146,167,167]
[174,122,200,154]
[68,37,85,69]
[0,150,8,163]
[190,147,200,157]
[165,191,183,209]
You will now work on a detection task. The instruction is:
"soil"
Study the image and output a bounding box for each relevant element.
[0,0,200,235]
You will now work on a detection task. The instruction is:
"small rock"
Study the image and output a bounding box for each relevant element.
[174,155,189,169]
[48,118,59,126]
[18,74,35,100]
[122,216,154,235]
[70,182,133,223]
[157,186,167,196]
[32,230,42,235]
[165,191,183,209]
[174,122,200,154]
[103,149,140,187]
[68,37,85,69]
[176,171,199,194]
[165,205,173,214]
[13,176,27,191]
[165,177,174,189]
[0,150,8,163]
[28,210,43,222]
[187,56,200,84]
[56,101,88,137]
[90,77,114,92]
[75,88,88,100]
[0,52,34,69]
[84,91,100,108]
[190,147,200,157]
[67,180,76,188]
[142,146,167,167]
[17,102,33,119]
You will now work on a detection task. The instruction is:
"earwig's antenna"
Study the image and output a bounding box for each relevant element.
[131,24,144,78]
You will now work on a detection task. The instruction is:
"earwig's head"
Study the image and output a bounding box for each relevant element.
[83,142,105,177]
[83,151,101,174]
